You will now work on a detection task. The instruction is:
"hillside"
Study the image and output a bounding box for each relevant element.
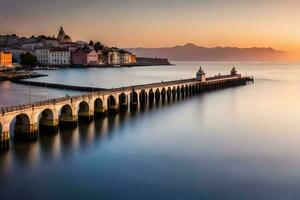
[127,43,290,61]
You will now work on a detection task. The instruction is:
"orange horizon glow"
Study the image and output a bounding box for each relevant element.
[2,0,300,54]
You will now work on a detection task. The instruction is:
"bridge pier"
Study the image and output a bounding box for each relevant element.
[0,131,9,150]
[14,123,39,141]
[78,113,94,122]
[130,91,139,111]
[94,107,108,117]
[39,119,59,134]
[59,115,78,128]
[108,105,119,115]
[119,103,128,112]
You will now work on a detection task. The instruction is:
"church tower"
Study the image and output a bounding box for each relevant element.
[57,26,72,43]
[57,26,66,43]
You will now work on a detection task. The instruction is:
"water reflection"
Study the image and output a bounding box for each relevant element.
[3,63,300,199]
[0,101,169,171]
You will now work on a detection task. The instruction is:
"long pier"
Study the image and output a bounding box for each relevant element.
[12,79,107,92]
[0,69,253,150]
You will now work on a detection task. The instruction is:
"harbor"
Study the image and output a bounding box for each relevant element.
[0,70,47,81]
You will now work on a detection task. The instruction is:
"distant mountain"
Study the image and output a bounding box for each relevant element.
[126,43,290,61]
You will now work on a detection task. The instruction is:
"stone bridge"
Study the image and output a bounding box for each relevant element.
[0,70,253,149]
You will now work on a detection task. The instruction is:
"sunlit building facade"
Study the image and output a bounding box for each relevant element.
[0,51,13,67]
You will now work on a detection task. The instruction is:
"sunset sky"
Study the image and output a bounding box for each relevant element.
[1,0,300,52]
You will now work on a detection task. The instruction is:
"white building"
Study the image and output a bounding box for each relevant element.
[50,49,70,65]
[108,50,121,65]
[10,48,28,63]
[22,42,44,51]
[36,49,50,65]
[36,48,71,65]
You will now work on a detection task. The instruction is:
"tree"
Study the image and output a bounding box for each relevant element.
[20,53,37,66]
[89,40,94,46]
[94,41,104,51]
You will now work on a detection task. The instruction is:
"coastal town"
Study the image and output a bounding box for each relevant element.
[0,27,170,70]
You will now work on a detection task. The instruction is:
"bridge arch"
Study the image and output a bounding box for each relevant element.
[176,86,181,98]
[107,95,116,107]
[167,87,172,101]
[172,86,177,99]
[130,91,138,110]
[161,87,167,103]
[60,104,73,117]
[155,88,160,103]
[39,109,54,124]
[59,104,77,126]
[149,89,155,105]
[94,98,103,112]
[38,109,58,134]
[185,85,189,97]
[78,101,90,117]
[139,90,148,105]
[12,113,37,140]
[14,114,31,132]
[119,93,128,111]
[107,95,118,114]
[181,85,185,98]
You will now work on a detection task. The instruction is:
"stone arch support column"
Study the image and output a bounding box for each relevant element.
[107,94,119,115]
[94,97,107,117]
[13,113,38,141]
[59,104,78,127]
[35,108,59,134]
[77,100,94,122]
[0,118,10,149]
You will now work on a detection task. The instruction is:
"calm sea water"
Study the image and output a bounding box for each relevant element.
[1,62,300,199]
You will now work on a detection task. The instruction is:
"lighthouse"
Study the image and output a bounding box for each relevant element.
[231,66,241,78]
[196,66,206,82]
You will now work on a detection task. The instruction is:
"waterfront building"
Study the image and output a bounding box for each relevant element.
[97,51,105,64]
[72,49,98,65]
[57,26,72,44]
[106,49,137,65]
[50,48,71,65]
[36,48,70,65]
[196,66,206,82]
[108,49,121,65]
[128,54,137,64]
[0,51,13,67]
[10,48,28,63]
[36,49,50,65]
[120,50,136,65]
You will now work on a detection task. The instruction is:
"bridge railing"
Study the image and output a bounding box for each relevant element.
[0,76,253,114]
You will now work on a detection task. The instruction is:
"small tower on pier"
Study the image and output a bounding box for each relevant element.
[231,66,241,77]
[196,66,206,82]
